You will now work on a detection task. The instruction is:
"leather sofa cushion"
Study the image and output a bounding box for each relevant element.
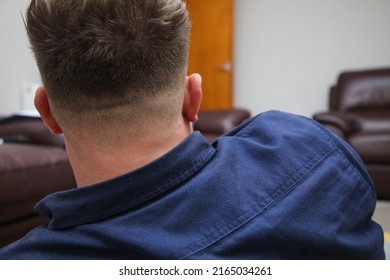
[0,143,75,224]
[195,109,250,137]
[349,133,390,164]
[0,215,49,248]
[352,110,390,133]
[0,118,65,147]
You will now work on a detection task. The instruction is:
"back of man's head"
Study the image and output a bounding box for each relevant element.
[26,0,190,130]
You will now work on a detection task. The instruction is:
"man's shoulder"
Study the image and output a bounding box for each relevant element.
[244,110,330,137]
[225,110,337,153]
[216,109,373,191]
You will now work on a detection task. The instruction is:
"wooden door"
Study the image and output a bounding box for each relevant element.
[185,0,234,111]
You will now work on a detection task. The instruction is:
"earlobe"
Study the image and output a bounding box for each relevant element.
[34,87,63,135]
[182,73,202,123]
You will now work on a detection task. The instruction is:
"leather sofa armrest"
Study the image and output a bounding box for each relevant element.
[0,117,65,147]
[194,109,251,136]
[313,111,357,138]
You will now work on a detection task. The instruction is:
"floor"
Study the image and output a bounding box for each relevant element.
[373,200,390,259]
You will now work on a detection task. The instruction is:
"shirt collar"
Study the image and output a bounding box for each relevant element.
[35,131,216,229]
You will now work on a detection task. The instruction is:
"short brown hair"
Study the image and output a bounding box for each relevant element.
[26,0,190,126]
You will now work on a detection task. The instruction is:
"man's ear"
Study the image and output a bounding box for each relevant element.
[182,73,202,123]
[34,87,63,135]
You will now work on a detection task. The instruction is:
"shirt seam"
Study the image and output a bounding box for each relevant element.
[169,143,337,259]
[308,118,376,200]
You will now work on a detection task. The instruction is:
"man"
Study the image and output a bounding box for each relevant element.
[0,0,384,259]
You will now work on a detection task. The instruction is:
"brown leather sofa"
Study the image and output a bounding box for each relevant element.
[0,117,76,248]
[313,68,390,200]
[0,108,250,248]
[194,108,251,142]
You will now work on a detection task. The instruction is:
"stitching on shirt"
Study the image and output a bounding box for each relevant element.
[306,117,376,200]
[169,143,337,259]
[172,117,376,259]
[178,152,335,259]
[335,148,376,200]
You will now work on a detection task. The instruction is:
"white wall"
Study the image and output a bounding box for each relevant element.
[234,0,390,117]
[0,0,40,114]
[1,0,390,117]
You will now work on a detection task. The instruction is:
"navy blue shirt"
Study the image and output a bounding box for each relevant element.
[0,111,385,259]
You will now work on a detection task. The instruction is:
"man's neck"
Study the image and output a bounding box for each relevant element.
[64,119,192,188]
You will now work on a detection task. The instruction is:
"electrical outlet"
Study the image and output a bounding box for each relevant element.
[20,83,40,111]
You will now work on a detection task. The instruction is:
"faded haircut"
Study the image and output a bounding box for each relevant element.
[25,0,190,126]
